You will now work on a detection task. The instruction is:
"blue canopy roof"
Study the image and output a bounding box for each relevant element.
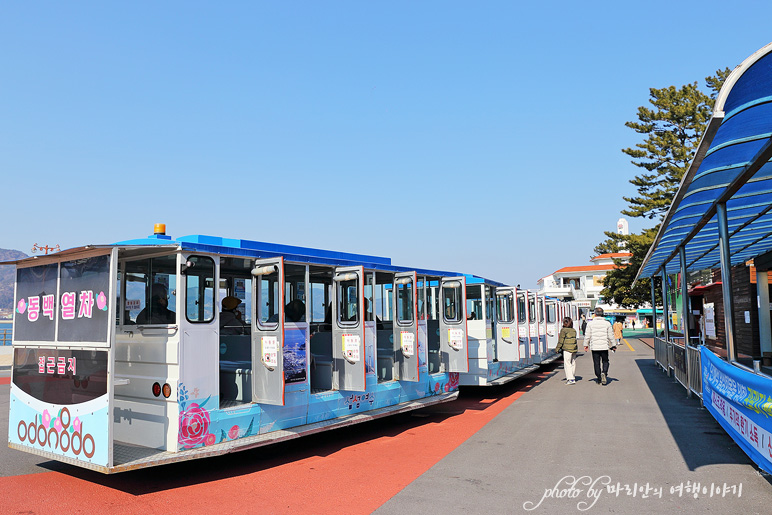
[638,42,772,279]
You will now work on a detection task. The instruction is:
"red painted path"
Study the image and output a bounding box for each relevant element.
[1,370,550,514]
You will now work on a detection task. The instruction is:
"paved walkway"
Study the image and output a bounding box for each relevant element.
[376,337,770,513]
[1,338,769,513]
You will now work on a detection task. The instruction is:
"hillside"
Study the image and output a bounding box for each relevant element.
[0,249,28,311]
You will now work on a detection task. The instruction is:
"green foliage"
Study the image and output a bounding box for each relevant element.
[598,69,731,306]
[599,228,662,307]
[621,69,730,221]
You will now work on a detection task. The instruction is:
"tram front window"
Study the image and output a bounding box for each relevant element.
[124,255,177,325]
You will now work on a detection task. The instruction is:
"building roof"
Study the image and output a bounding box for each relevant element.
[553,264,620,275]
[591,252,632,261]
[638,42,772,279]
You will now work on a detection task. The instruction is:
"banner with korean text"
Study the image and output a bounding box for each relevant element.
[701,347,772,474]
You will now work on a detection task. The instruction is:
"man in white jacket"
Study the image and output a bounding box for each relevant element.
[583,307,616,385]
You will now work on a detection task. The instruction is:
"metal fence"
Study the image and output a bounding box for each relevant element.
[0,328,11,346]
[654,336,702,400]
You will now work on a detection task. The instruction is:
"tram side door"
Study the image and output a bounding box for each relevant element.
[394,272,419,382]
[546,299,558,351]
[495,287,519,362]
[538,296,547,357]
[527,292,540,363]
[252,258,285,405]
[516,290,530,364]
[439,276,468,373]
[332,266,366,391]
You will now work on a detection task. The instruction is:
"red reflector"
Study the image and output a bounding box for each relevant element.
[162,383,172,398]
[152,382,161,397]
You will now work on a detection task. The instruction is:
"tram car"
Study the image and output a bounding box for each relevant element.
[458,279,561,386]
[4,225,560,473]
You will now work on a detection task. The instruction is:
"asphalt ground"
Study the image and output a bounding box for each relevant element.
[1,338,770,513]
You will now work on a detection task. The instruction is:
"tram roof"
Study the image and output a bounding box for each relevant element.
[0,232,469,278]
[637,42,772,280]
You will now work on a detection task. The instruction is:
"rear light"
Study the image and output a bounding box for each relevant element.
[162,383,172,398]
[152,382,161,397]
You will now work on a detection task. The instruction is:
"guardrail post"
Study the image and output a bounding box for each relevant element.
[717,202,737,362]
[680,246,692,398]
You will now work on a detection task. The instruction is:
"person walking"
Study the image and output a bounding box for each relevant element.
[612,318,624,349]
[555,317,578,384]
[584,307,616,385]
[580,314,587,336]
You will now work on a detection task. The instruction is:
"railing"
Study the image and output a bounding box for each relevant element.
[654,336,702,401]
[687,344,702,399]
[1,328,11,346]
[654,337,668,372]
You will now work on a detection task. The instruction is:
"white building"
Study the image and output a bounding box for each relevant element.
[536,252,632,308]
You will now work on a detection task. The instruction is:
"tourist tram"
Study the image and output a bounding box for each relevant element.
[5,226,559,473]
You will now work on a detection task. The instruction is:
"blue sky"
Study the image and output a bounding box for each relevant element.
[2,1,771,287]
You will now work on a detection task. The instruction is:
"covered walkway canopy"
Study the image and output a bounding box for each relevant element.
[637,42,772,362]
[638,42,772,279]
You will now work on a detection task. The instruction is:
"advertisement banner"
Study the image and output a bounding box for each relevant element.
[701,347,772,474]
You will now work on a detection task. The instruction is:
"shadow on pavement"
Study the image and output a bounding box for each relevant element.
[38,362,561,494]
[635,357,762,472]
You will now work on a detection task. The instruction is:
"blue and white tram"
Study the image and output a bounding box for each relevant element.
[458,277,532,386]
[5,226,471,473]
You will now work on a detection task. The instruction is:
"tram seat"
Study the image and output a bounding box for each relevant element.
[220,335,252,402]
[310,331,333,390]
[376,326,395,382]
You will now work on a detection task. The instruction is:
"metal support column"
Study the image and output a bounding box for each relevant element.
[650,274,657,335]
[717,202,737,362]
[661,267,670,343]
[757,270,771,366]
[680,245,692,398]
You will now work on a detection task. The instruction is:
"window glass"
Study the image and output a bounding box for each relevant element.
[547,303,556,323]
[466,285,482,320]
[185,256,215,323]
[258,270,280,327]
[485,286,495,323]
[497,292,514,323]
[396,278,414,324]
[517,294,527,324]
[538,300,545,323]
[337,277,359,325]
[365,274,374,322]
[442,282,462,323]
[417,278,427,320]
[284,264,306,323]
[125,255,177,325]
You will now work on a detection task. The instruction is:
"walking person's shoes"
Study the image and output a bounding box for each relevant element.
[597,377,602,385]
[566,380,575,385]
[601,373,607,386]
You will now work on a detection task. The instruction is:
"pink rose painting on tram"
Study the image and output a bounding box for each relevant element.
[179,402,212,449]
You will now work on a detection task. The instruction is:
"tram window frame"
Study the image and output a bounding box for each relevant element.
[546,303,556,324]
[528,298,536,324]
[283,263,307,324]
[466,285,482,321]
[517,295,527,325]
[538,299,545,323]
[337,277,359,328]
[395,277,414,326]
[256,270,281,330]
[497,292,514,324]
[124,254,178,326]
[184,255,215,324]
[442,282,463,324]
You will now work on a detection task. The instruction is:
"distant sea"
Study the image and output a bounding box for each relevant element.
[1,321,11,345]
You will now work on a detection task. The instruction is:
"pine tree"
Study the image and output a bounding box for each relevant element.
[598,69,731,306]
